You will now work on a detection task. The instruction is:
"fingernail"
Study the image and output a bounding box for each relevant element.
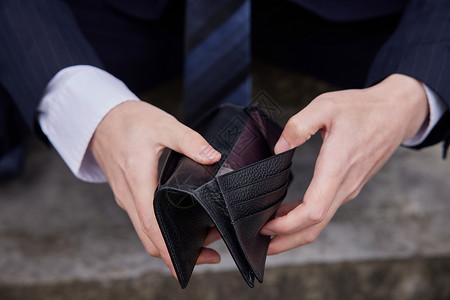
[274,136,291,154]
[260,227,276,236]
[199,145,221,160]
[211,256,221,264]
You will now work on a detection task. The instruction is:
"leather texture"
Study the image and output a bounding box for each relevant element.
[154,104,295,288]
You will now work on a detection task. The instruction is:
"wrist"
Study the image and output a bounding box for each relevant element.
[369,74,429,142]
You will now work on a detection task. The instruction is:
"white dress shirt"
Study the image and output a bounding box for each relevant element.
[37,66,140,182]
[37,65,448,183]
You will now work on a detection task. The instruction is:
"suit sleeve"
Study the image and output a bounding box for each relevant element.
[366,0,450,154]
[0,0,103,133]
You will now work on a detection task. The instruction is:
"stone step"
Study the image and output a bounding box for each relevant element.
[1,258,449,300]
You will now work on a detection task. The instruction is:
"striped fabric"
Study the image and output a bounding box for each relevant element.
[0,0,103,132]
[366,0,450,156]
[183,0,251,125]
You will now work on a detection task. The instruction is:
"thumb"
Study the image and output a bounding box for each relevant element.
[275,100,329,154]
[162,120,221,165]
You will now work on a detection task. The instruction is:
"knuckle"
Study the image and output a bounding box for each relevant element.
[179,129,191,146]
[273,216,295,234]
[140,216,155,236]
[305,186,329,224]
[146,246,160,257]
[317,92,338,105]
[114,196,127,210]
[177,127,201,152]
[286,117,311,140]
[270,246,283,256]
[347,187,362,202]
[286,117,301,133]
[189,131,205,148]
[316,93,342,113]
[307,206,327,224]
[302,231,318,245]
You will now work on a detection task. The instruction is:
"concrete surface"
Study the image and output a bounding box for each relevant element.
[0,63,449,299]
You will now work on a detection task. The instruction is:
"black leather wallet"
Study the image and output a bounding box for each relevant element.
[154,104,295,288]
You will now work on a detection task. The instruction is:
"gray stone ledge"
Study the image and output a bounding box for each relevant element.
[1,257,449,300]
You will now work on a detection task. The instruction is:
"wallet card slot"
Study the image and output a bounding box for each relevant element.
[223,167,291,206]
[231,196,285,283]
[233,195,284,224]
[228,183,288,222]
[217,149,295,192]
[228,181,288,209]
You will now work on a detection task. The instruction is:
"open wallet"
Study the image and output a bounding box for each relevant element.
[153,104,296,288]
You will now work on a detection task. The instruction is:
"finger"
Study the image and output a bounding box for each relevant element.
[261,147,344,236]
[129,202,178,277]
[203,227,221,247]
[260,182,337,236]
[196,248,221,265]
[121,191,179,276]
[267,198,339,255]
[124,155,178,276]
[125,203,159,255]
[267,219,326,255]
[273,200,302,218]
[98,160,135,211]
[92,132,176,277]
[159,119,221,164]
[275,100,331,154]
[127,205,178,278]
[101,162,163,261]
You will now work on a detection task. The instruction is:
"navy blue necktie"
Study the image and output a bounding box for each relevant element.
[183,0,251,125]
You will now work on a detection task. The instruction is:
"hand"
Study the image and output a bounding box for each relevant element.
[260,74,429,254]
[89,101,222,277]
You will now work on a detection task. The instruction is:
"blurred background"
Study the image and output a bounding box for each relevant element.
[1,62,449,300]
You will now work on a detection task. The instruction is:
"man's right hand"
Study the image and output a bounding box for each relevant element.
[89,101,222,278]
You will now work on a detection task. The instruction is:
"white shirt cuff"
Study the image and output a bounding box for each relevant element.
[403,83,448,147]
[37,65,140,182]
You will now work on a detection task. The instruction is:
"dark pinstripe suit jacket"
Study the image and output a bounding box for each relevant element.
[0,0,449,153]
